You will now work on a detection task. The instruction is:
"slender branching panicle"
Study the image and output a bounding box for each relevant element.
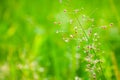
[54,1,113,80]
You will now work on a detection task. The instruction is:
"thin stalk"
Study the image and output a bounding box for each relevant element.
[74,14,106,80]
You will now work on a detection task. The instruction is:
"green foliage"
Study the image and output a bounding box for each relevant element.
[0,0,120,80]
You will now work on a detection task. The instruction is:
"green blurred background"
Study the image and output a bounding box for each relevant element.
[0,0,120,80]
